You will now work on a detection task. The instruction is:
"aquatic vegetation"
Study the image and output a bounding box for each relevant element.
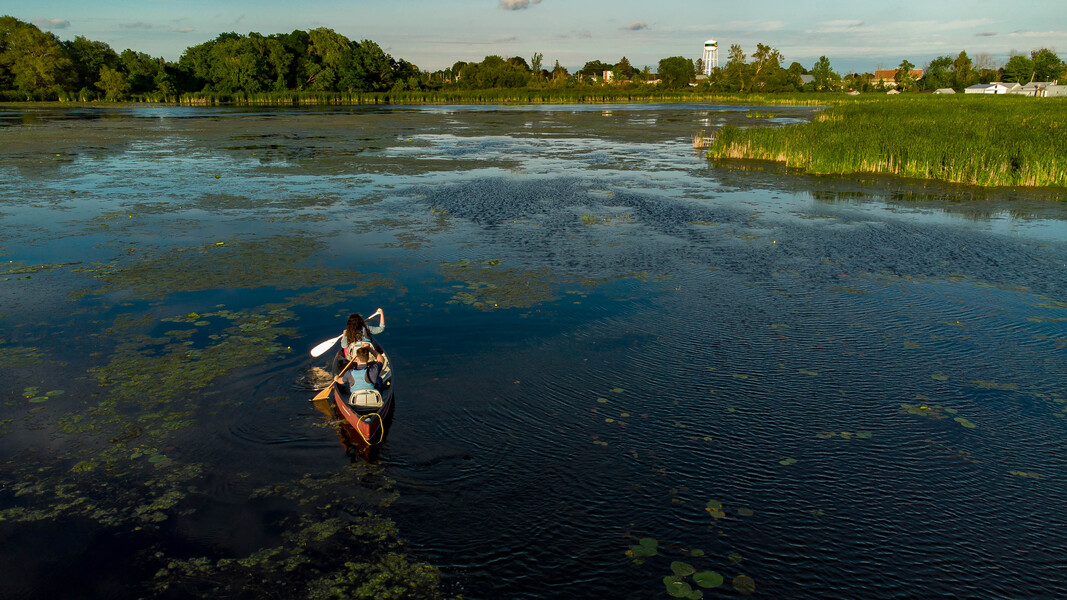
[971,380,1019,391]
[693,571,724,588]
[816,431,872,440]
[0,346,43,368]
[628,537,659,560]
[709,96,1067,187]
[737,507,755,517]
[664,576,702,599]
[671,561,697,576]
[1009,471,1043,479]
[706,501,726,519]
[733,574,757,595]
[77,236,373,300]
[779,458,797,466]
[440,259,557,310]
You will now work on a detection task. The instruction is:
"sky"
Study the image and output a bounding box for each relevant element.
[6,0,1066,73]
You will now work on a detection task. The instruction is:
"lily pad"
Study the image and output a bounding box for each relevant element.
[732,574,756,595]
[147,454,169,463]
[663,576,700,599]
[693,571,724,588]
[779,458,797,466]
[727,552,743,563]
[856,431,872,439]
[45,390,64,397]
[931,373,949,381]
[954,417,977,429]
[611,388,625,393]
[690,549,705,557]
[29,396,49,403]
[671,561,696,576]
[638,537,658,549]
[737,507,754,517]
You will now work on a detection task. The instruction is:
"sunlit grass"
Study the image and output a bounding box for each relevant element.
[708,95,1067,188]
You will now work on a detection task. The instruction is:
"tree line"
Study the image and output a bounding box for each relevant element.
[1,14,1064,101]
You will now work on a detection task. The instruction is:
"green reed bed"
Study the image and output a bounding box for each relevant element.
[709,95,1067,187]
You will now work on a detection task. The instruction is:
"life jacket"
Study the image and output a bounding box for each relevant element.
[347,364,376,391]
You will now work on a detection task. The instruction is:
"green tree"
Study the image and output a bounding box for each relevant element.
[924,55,953,90]
[614,56,634,80]
[810,56,838,91]
[1030,48,1062,81]
[530,52,543,78]
[750,43,783,90]
[578,59,613,80]
[95,64,130,100]
[951,50,974,89]
[894,59,916,91]
[657,56,694,88]
[1002,54,1034,83]
[551,59,568,82]
[64,36,120,96]
[339,40,395,92]
[0,17,72,96]
[724,44,746,91]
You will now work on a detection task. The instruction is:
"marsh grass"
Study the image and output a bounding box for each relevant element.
[709,96,1067,187]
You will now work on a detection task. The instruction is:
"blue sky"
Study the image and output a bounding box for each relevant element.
[7,0,1066,73]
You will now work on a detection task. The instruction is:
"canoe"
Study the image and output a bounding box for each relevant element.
[329,347,394,457]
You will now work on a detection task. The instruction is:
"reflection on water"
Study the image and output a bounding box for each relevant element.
[1,104,1066,599]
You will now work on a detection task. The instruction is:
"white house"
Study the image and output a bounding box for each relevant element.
[1015,81,1056,97]
[933,88,956,94]
[964,82,1021,94]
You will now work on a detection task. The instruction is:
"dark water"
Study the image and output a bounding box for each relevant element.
[1,104,1065,599]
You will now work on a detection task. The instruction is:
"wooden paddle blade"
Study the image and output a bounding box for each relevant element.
[311,383,334,402]
[310,333,342,357]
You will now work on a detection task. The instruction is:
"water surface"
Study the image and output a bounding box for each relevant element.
[1,104,1065,599]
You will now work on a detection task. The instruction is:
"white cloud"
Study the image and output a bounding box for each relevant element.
[33,17,70,30]
[975,31,997,37]
[625,21,648,31]
[499,0,542,10]
[120,22,153,29]
[170,27,195,33]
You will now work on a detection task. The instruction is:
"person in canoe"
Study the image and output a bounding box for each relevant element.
[336,308,384,371]
[334,344,386,392]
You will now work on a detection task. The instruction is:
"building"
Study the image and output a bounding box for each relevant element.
[964,82,1021,94]
[933,88,956,94]
[873,68,924,87]
[1015,81,1056,97]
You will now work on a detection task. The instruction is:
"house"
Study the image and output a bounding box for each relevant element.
[601,70,614,83]
[873,68,924,87]
[1015,81,1056,97]
[964,82,1021,94]
[1046,85,1067,97]
[886,89,900,95]
[933,88,956,94]
[799,74,815,86]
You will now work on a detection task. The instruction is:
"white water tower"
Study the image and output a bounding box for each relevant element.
[702,39,719,75]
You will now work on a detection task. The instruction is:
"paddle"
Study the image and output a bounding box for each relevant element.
[310,332,344,357]
[310,355,357,402]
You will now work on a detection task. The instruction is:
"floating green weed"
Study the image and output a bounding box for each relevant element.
[733,574,756,595]
[693,571,724,588]
[671,561,696,576]
[663,576,701,599]
[779,458,797,466]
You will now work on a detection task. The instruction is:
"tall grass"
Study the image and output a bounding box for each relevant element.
[708,95,1067,188]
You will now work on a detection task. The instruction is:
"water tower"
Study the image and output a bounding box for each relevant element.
[701,39,719,75]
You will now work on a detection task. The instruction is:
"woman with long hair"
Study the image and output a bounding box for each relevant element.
[338,308,384,370]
